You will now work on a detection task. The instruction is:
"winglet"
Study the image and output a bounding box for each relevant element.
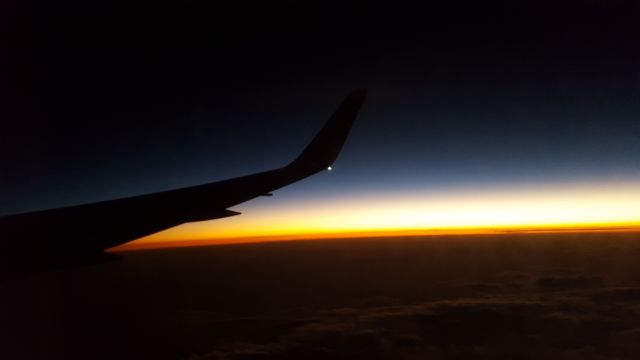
[288,88,367,175]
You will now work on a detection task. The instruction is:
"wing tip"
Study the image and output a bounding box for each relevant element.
[288,88,367,174]
[350,88,368,100]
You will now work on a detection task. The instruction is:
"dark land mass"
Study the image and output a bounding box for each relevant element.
[2,232,640,359]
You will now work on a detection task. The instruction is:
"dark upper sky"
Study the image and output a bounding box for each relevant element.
[2,0,640,215]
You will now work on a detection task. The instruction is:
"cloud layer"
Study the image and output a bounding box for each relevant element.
[191,275,640,360]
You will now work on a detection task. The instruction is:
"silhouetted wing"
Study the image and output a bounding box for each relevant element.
[0,89,367,271]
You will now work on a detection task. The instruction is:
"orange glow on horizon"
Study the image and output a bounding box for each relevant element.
[112,226,640,251]
[110,179,640,251]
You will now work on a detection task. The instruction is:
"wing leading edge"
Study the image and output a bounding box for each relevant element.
[0,89,367,272]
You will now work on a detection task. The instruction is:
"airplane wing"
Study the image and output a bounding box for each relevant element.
[0,89,367,272]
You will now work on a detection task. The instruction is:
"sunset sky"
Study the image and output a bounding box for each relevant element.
[5,3,640,360]
[112,177,640,250]
[2,2,639,249]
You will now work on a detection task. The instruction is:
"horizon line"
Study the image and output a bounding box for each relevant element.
[109,225,640,252]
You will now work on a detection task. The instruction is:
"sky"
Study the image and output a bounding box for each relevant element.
[2,1,640,246]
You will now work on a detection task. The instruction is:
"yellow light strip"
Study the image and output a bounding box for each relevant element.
[111,180,640,251]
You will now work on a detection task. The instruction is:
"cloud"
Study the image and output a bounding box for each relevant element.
[536,275,602,291]
[189,289,640,360]
[591,287,640,303]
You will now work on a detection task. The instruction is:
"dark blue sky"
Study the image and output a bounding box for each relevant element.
[2,1,639,215]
